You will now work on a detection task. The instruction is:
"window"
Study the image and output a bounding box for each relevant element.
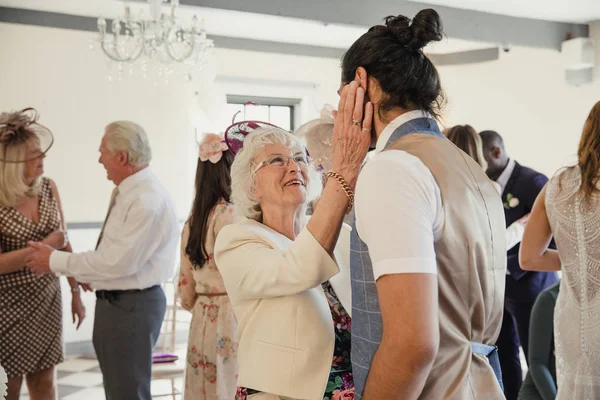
[225,95,300,132]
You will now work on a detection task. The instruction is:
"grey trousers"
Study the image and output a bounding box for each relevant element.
[93,286,166,400]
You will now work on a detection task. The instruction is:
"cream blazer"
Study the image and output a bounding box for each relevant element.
[214,218,350,400]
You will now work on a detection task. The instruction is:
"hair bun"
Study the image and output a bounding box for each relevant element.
[385,8,443,51]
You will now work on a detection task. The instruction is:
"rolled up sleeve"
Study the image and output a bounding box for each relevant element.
[355,151,442,280]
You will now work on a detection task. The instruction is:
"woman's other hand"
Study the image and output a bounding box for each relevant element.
[71,292,86,330]
[42,230,68,250]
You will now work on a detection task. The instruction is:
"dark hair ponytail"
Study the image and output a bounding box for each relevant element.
[185,151,234,269]
[342,9,445,118]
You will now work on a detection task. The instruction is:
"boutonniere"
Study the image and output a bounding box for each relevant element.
[504,193,520,209]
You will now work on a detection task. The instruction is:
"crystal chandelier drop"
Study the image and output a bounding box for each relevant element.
[95,0,214,82]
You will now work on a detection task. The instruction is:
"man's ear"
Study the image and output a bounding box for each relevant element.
[492,147,501,159]
[117,151,128,166]
[354,67,368,94]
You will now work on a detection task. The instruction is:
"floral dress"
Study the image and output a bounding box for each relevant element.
[178,200,238,400]
[235,281,353,400]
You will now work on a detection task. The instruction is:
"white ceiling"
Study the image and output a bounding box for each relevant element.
[409,0,600,24]
[0,0,496,54]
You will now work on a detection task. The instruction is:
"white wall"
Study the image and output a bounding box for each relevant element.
[438,47,599,178]
[0,22,341,343]
[0,22,341,223]
[1,22,599,343]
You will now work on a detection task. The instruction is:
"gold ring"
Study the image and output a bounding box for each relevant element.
[352,120,360,126]
[362,127,370,131]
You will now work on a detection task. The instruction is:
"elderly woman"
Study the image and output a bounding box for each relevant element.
[215,83,371,400]
[0,108,86,400]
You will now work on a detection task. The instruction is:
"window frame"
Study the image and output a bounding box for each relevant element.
[226,95,301,131]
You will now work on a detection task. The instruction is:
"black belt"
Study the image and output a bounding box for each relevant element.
[96,285,160,300]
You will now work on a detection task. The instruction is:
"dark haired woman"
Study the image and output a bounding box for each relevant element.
[341,9,506,399]
[520,100,600,400]
[178,133,238,400]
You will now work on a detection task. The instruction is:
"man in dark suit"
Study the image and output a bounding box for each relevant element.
[480,130,559,400]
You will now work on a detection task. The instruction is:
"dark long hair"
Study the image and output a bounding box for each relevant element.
[341,9,445,119]
[185,151,234,269]
[574,101,600,201]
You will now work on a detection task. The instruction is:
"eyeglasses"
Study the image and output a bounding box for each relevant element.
[253,153,309,173]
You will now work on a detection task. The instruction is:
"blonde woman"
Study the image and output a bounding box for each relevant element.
[0,108,86,400]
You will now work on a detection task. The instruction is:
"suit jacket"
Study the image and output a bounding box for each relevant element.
[214,218,345,400]
[502,161,558,301]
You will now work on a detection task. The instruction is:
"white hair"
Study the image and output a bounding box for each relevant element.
[230,127,317,221]
[104,121,152,168]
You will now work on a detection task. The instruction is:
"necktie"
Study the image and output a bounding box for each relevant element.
[95,187,119,250]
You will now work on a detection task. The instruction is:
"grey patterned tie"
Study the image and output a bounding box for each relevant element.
[95,187,119,250]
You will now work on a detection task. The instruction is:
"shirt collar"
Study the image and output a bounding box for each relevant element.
[374,110,431,154]
[496,158,516,192]
[118,166,152,194]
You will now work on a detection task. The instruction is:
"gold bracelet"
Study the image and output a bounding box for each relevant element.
[326,171,354,214]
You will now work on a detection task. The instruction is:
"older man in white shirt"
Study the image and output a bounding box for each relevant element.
[26,121,179,400]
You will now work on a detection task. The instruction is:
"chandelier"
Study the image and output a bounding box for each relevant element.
[95,0,214,82]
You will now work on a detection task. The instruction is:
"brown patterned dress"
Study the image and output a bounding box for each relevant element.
[0,177,64,378]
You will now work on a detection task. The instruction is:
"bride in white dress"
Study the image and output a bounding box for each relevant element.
[520,100,600,400]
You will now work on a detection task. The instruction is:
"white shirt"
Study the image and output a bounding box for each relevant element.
[491,181,524,251]
[50,167,179,290]
[495,158,516,194]
[355,111,443,280]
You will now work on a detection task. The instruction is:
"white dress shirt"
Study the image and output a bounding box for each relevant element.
[355,111,443,280]
[491,180,524,251]
[492,161,524,275]
[50,167,179,290]
[495,158,516,194]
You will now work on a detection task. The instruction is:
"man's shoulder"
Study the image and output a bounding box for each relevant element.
[361,150,430,179]
[516,162,547,180]
[129,180,174,211]
[508,162,548,202]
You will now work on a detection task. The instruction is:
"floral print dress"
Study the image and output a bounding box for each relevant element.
[178,200,238,400]
[235,281,353,400]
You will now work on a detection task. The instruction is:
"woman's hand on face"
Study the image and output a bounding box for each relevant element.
[42,230,67,250]
[331,81,373,188]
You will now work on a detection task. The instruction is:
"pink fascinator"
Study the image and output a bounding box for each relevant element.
[224,120,278,155]
[198,133,229,163]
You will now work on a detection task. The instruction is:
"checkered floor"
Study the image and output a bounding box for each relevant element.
[19,355,185,399]
[15,345,528,398]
